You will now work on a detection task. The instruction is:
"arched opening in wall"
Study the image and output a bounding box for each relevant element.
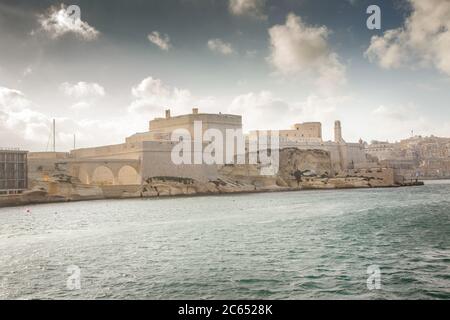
[78,167,90,184]
[117,165,140,185]
[91,166,115,185]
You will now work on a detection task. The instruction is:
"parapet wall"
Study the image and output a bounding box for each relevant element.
[70,142,144,160]
[150,113,242,130]
[28,152,69,159]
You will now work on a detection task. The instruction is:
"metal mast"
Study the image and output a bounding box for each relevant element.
[53,119,56,152]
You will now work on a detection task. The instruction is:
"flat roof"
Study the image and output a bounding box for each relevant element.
[152,112,241,121]
[0,148,28,153]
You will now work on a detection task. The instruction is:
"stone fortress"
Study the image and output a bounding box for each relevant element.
[31,108,372,186]
[3,108,416,206]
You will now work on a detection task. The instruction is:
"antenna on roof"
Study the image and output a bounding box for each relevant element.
[53,119,56,152]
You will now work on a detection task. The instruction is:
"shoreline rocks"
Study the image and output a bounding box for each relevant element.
[0,174,420,208]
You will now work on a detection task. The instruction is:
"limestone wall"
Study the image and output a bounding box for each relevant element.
[67,140,221,184]
[140,141,219,183]
[347,167,396,186]
[345,143,368,167]
[28,152,69,160]
[70,142,143,160]
[28,157,71,186]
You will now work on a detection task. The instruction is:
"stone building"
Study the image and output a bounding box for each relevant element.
[278,122,323,142]
[126,108,242,143]
[366,141,395,161]
[65,109,242,185]
[249,120,369,173]
[365,136,450,178]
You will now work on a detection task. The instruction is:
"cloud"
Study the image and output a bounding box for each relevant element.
[0,87,31,111]
[0,86,130,151]
[365,0,450,76]
[37,4,99,40]
[70,101,91,110]
[59,82,105,111]
[129,77,217,117]
[59,82,105,99]
[130,80,346,135]
[147,31,172,51]
[0,87,56,149]
[372,105,411,122]
[293,94,347,122]
[131,77,172,100]
[267,13,346,92]
[229,0,267,20]
[229,91,290,130]
[370,104,436,140]
[228,91,346,132]
[207,38,234,55]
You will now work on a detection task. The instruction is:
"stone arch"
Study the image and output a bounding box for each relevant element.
[117,165,140,185]
[91,165,115,185]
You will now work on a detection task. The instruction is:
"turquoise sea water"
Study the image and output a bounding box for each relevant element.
[0,181,449,299]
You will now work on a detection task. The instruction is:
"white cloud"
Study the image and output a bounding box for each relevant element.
[70,101,91,110]
[207,38,234,55]
[365,0,450,76]
[267,13,346,92]
[369,104,436,140]
[229,0,267,20]
[229,91,291,131]
[147,31,172,51]
[37,4,99,40]
[294,95,347,122]
[0,86,129,151]
[373,105,411,122]
[229,93,450,142]
[129,77,218,117]
[131,77,172,100]
[0,87,56,148]
[228,91,347,133]
[59,82,105,99]
[0,87,31,111]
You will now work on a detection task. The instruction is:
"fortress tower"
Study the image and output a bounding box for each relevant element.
[334,120,345,144]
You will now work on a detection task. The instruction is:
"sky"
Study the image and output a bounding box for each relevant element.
[1,0,450,151]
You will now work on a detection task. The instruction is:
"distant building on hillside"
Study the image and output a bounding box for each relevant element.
[366,136,450,178]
